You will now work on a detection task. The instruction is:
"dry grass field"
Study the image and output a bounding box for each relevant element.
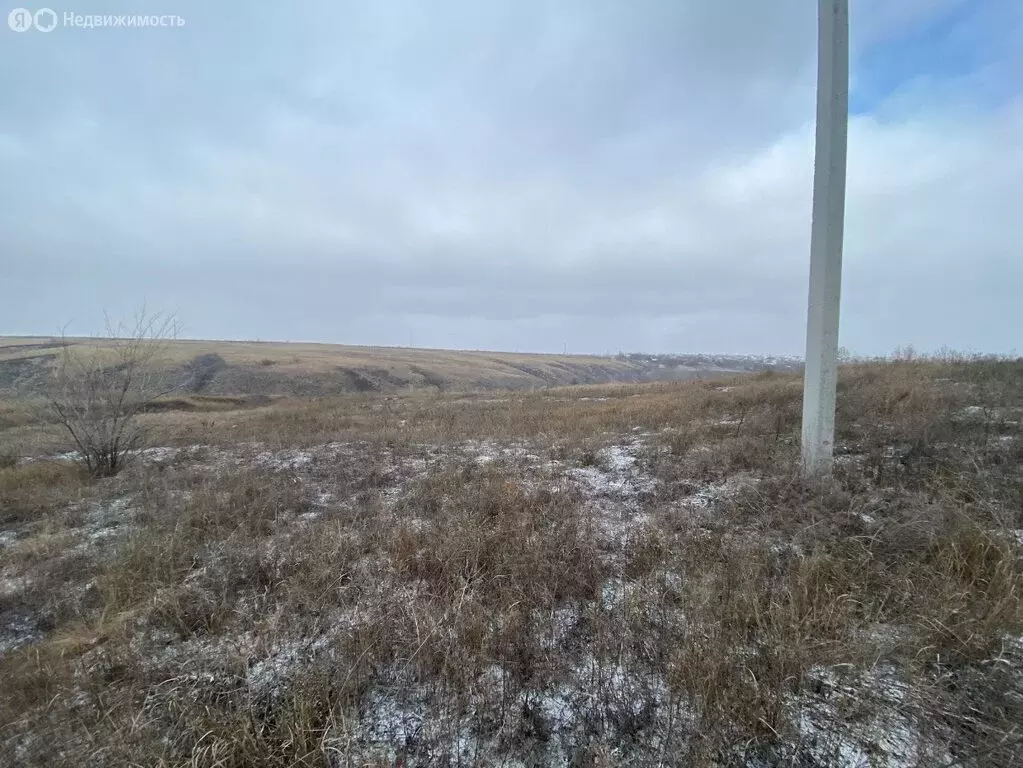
[0,337,649,397]
[1,355,1021,766]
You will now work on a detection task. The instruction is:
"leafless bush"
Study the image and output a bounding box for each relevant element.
[0,445,17,469]
[47,312,177,477]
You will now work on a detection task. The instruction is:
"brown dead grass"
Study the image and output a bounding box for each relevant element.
[0,358,1021,765]
[0,461,87,525]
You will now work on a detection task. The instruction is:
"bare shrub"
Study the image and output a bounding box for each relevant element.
[0,445,18,469]
[47,312,177,477]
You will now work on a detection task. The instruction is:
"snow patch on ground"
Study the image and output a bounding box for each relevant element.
[255,449,315,470]
[679,474,755,510]
[563,441,657,544]
[794,665,949,767]
[524,655,674,763]
[462,440,547,468]
[350,655,675,766]
[79,495,138,544]
[566,442,655,499]
[48,446,184,465]
[246,632,335,699]
[538,605,580,652]
[957,405,1022,425]
[601,578,627,611]
[0,576,31,598]
[0,615,42,658]
[361,686,429,749]
[138,446,181,463]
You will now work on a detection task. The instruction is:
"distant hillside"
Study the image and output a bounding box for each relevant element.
[613,352,803,378]
[0,337,801,396]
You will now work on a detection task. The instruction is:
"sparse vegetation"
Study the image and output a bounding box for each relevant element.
[0,354,1020,766]
[1,337,813,399]
[0,445,17,469]
[45,313,177,477]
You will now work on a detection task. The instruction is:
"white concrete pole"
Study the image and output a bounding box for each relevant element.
[801,0,849,476]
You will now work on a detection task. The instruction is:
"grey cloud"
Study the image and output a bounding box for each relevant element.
[1,0,1021,355]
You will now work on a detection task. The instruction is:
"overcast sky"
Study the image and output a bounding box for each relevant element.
[2,1,1020,355]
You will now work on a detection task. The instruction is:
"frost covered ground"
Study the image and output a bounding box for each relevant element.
[1,359,1022,766]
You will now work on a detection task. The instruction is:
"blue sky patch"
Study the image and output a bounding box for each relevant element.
[851,1,1014,115]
